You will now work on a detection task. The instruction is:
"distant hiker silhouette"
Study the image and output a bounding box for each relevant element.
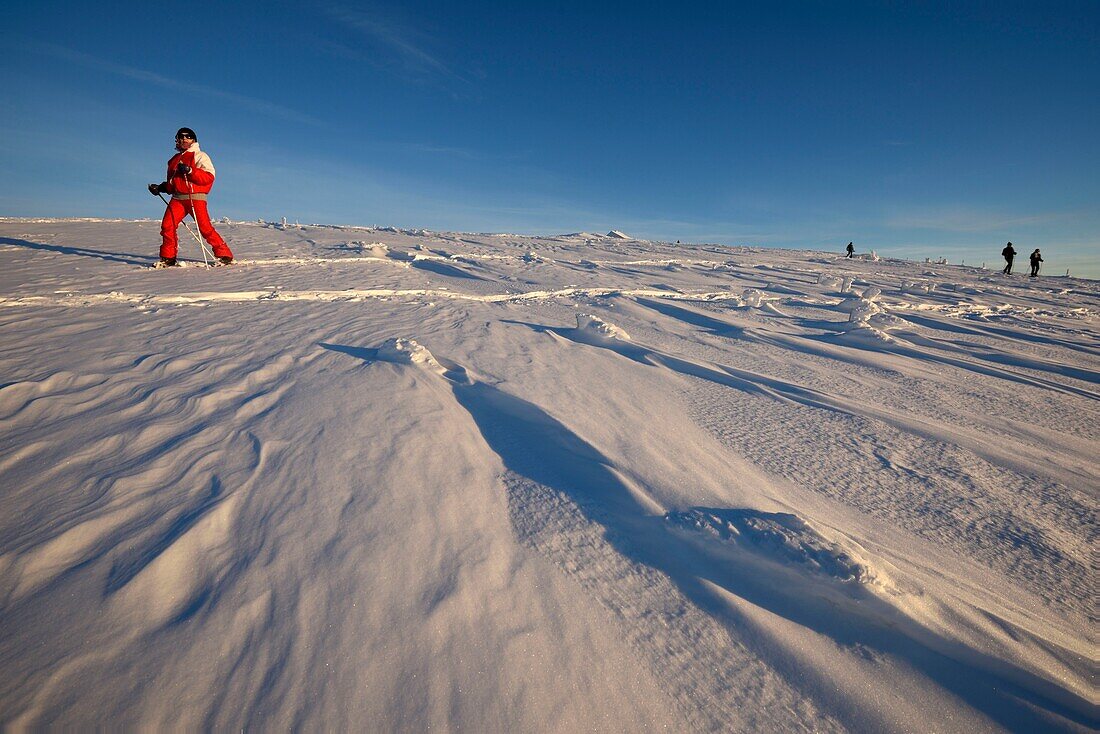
[1001,242,1016,274]
[845,242,854,258]
[1029,248,1043,277]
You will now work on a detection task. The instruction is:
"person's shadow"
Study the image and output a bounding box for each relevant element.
[0,237,155,267]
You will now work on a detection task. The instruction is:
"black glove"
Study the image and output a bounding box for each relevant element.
[176,163,191,176]
[148,183,161,195]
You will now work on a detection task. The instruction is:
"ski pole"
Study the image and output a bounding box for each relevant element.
[182,169,214,266]
[158,192,213,265]
[158,191,209,262]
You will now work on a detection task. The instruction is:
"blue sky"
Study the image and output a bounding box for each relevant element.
[3,1,1098,275]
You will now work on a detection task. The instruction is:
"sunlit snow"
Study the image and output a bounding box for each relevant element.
[0,218,1096,731]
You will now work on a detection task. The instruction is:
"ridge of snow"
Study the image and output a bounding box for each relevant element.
[575,313,631,341]
[666,508,874,583]
[377,337,440,366]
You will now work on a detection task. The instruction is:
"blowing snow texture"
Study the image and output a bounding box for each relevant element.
[664,508,873,583]
[0,220,1097,732]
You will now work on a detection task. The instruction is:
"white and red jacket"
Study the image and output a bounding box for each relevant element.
[166,142,217,195]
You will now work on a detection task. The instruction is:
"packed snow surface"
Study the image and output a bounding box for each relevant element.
[0,219,1097,732]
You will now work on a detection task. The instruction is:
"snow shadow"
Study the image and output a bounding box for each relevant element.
[462,330,1091,729]
[664,507,871,582]
[637,298,1100,396]
[104,476,225,597]
[812,330,1099,400]
[627,302,900,376]
[441,373,1091,732]
[511,319,1098,490]
[511,319,851,413]
[895,312,1100,357]
[0,237,155,267]
[318,343,378,363]
[893,328,1100,384]
[631,296,1097,398]
[326,340,1094,731]
[410,259,488,281]
[633,298,747,339]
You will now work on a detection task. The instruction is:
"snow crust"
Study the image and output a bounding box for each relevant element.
[0,218,1096,731]
[666,508,873,583]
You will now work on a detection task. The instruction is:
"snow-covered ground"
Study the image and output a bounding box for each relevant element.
[0,218,1096,732]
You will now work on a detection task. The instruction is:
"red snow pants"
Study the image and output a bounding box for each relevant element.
[160,198,233,260]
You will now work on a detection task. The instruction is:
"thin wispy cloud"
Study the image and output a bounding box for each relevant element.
[23,42,325,127]
[322,4,470,86]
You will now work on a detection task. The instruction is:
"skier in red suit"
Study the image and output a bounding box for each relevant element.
[148,128,234,266]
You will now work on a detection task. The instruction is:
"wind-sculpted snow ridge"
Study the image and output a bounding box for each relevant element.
[817,273,856,294]
[379,330,1095,731]
[742,288,765,307]
[376,336,439,365]
[575,313,632,340]
[665,508,873,583]
[1,218,1097,732]
[834,293,907,341]
[366,338,853,731]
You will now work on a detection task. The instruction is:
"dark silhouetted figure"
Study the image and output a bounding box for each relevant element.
[1029,248,1043,277]
[1002,242,1016,274]
[845,242,854,258]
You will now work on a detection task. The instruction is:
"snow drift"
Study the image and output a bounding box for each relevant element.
[0,218,1096,732]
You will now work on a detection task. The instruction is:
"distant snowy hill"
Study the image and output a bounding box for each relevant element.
[0,218,1096,731]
